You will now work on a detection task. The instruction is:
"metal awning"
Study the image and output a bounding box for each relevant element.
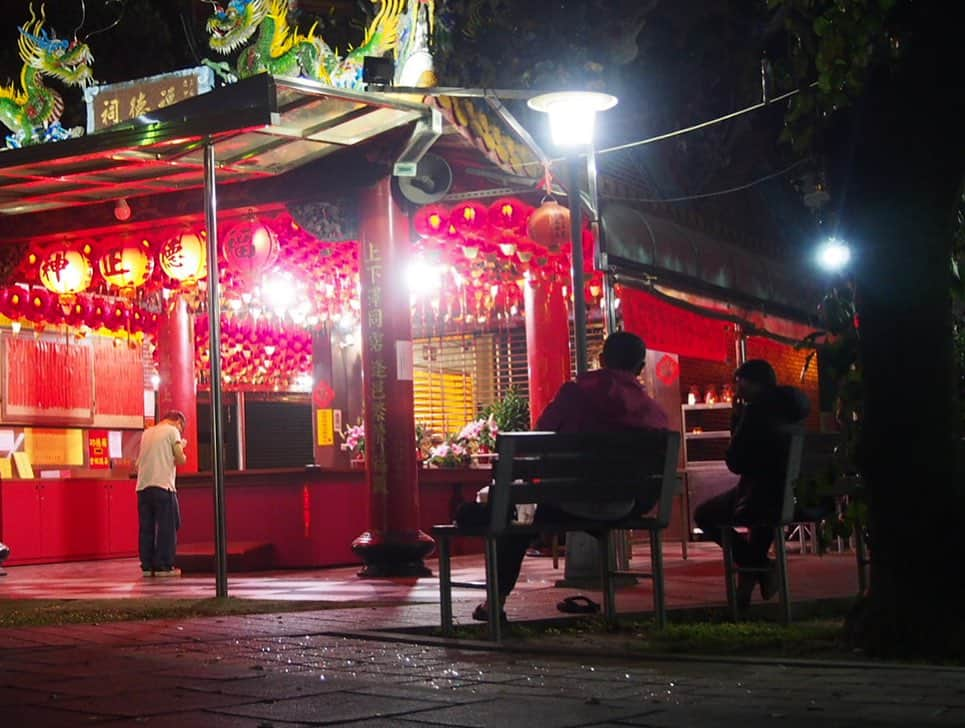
[0,74,433,216]
[601,201,821,322]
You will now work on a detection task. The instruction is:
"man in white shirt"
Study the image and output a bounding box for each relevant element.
[135,411,188,577]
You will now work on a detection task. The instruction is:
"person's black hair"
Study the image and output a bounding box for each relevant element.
[734,359,777,388]
[601,331,648,374]
[161,410,186,426]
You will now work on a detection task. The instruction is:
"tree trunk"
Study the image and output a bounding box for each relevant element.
[843,6,965,657]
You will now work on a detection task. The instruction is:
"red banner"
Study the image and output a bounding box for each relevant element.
[88,429,110,469]
[618,285,732,362]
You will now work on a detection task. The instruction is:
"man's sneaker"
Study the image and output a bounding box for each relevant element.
[141,569,154,577]
[154,567,181,577]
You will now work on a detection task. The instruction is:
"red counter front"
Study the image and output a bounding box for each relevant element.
[0,478,137,566]
[0,467,492,569]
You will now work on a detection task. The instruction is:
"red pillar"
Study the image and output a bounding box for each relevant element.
[351,177,433,576]
[156,295,199,473]
[525,277,572,426]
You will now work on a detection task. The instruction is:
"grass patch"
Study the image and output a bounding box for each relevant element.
[0,597,386,629]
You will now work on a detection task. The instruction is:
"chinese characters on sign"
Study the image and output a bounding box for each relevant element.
[88,429,110,469]
[364,239,388,495]
[84,67,214,134]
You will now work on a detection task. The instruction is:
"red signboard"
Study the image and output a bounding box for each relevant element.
[88,429,110,469]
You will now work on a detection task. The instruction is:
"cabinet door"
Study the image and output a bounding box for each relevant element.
[40,480,110,559]
[1,482,44,563]
[107,482,138,555]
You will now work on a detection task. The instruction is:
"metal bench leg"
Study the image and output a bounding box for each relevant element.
[601,530,616,622]
[721,529,739,621]
[485,537,502,642]
[438,535,453,636]
[775,526,792,625]
[650,528,666,629]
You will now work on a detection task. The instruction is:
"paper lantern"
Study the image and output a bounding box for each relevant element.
[97,238,155,294]
[450,201,489,234]
[527,200,571,251]
[160,230,207,285]
[221,214,280,281]
[489,198,529,231]
[413,205,449,238]
[38,245,93,297]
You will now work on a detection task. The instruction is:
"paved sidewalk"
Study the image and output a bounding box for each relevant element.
[2,606,964,727]
[3,544,963,726]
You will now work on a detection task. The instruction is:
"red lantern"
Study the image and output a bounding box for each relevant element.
[527,200,571,251]
[450,201,489,234]
[221,213,280,282]
[37,244,93,298]
[413,205,449,238]
[159,230,207,285]
[489,198,529,231]
[97,238,155,294]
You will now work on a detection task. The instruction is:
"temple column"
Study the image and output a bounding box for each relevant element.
[156,295,198,472]
[524,277,571,426]
[351,177,433,576]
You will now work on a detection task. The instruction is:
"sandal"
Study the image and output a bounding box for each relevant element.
[556,595,601,614]
[471,603,508,622]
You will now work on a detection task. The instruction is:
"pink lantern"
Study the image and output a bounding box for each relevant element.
[221,213,280,282]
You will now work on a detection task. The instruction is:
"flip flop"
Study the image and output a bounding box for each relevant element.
[556,595,600,614]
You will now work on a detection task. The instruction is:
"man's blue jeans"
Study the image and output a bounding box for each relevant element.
[138,487,180,571]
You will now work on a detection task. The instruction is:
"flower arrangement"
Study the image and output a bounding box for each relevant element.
[339,423,365,459]
[455,415,499,454]
[426,440,471,468]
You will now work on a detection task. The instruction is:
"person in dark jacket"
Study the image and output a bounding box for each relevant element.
[694,359,810,608]
[462,331,669,621]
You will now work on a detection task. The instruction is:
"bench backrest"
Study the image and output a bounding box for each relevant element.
[488,429,681,534]
[778,426,806,524]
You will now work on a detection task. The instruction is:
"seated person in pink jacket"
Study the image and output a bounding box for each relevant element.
[461,331,669,621]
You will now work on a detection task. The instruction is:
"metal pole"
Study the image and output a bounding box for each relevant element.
[567,155,588,375]
[585,145,618,335]
[203,139,229,598]
[236,390,246,471]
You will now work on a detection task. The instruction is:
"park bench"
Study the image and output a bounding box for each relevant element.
[432,429,680,641]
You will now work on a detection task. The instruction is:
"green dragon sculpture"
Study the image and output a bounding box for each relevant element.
[204,0,408,89]
[0,5,94,149]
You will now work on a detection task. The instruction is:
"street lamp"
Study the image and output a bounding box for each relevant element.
[528,91,618,374]
[816,237,851,273]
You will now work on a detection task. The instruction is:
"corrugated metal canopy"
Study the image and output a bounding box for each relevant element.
[0,74,430,216]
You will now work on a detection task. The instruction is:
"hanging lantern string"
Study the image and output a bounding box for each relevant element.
[542,163,554,200]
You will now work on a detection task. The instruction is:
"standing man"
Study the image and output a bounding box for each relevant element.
[135,410,188,577]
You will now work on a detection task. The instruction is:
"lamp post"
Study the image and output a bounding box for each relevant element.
[529,92,623,589]
[528,91,618,374]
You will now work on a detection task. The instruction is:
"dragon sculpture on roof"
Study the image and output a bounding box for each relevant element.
[204,0,419,90]
[0,4,94,149]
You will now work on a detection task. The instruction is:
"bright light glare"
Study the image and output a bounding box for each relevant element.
[407,261,446,295]
[261,273,297,314]
[528,91,618,147]
[817,238,851,272]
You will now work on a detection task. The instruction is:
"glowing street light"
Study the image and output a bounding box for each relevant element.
[817,237,851,273]
[527,91,618,147]
[528,91,618,374]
